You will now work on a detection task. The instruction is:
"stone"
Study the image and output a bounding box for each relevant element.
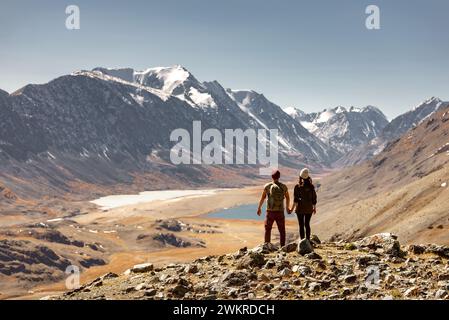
[279,268,292,277]
[297,239,314,255]
[408,244,426,255]
[263,259,276,269]
[292,265,312,276]
[135,283,148,291]
[170,279,192,298]
[222,271,249,286]
[279,281,292,291]
[305,252,322,260]
[281,242,297,253]
[437,281,449,290]
[237,252,266,269]
[385,274,395,285]
[252,243,279,254]
[356,233,405,258]
[356,254,379,267]
[130,263,154,274]
[404,286,419,298]
[435,289,448,299]
[262,284,272,293]
[227,288,239,298]
[343,274,357,284]
[233,247,247,259]
[342,287,352,296]
[310,235,321,245]
[100,272,119,280]
[344,243,357,250]
[185,264,199,274]
[308,282,321,292]
[426,245,449,259]
[144,289,157,297]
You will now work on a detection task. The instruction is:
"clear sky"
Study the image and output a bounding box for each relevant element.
[1,0,448,119]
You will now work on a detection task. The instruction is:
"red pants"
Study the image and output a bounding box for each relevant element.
[264,211,286,247]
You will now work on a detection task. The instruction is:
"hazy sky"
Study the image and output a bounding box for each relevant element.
[1,0,448,119]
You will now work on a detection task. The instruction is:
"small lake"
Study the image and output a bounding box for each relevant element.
[206,204,295,221]
[91,189,225,210]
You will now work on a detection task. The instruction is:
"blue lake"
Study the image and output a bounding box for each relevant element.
[206,203,295,221]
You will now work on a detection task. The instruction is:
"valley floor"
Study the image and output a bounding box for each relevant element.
[4,184,298,299]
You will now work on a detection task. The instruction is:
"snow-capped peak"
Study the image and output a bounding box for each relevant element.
[413,96,443,111]
[334,106,347,113]
[289,104,389,153]
[92,65,199,96]
[134,65,196,95]
[284,106,306,118]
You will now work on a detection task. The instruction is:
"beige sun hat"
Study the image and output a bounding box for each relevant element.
[300,168,310,179]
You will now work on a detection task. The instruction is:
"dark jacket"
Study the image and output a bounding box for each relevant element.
[294,184,317,214]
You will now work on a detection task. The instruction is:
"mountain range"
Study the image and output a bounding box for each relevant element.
[287,96,448,165]
[285,105,389,153]
[0,65,447,200]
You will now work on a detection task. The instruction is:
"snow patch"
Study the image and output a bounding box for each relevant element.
[188,87,217,108]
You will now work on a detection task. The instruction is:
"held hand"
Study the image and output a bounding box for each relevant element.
[257,208,262,216]
[287,208,292,215]
[313,207,317,215]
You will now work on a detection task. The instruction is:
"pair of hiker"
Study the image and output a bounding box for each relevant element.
[257,169,317,247]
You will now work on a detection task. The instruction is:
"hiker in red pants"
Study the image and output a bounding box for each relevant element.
[256,169,290,247]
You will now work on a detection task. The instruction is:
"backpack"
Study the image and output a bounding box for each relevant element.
[296,185,316,214]
[267,182,285,211]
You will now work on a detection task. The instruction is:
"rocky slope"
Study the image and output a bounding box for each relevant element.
[315,104,449,244]
[53,234,449,300]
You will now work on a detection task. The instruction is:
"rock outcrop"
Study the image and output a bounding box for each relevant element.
[54,234,449,300]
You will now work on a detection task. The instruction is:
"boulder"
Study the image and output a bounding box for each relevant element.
[297,239,314,255]
[407,244,426,255]
[185,264,199,274]
[252,243,279,254]
[292,265,312,276]
[281,242,297,253]
[356,233,405,257]
[237,252,266,269]
[221,271,249,286]
[130,263,154,274]
[171,279,192,298]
